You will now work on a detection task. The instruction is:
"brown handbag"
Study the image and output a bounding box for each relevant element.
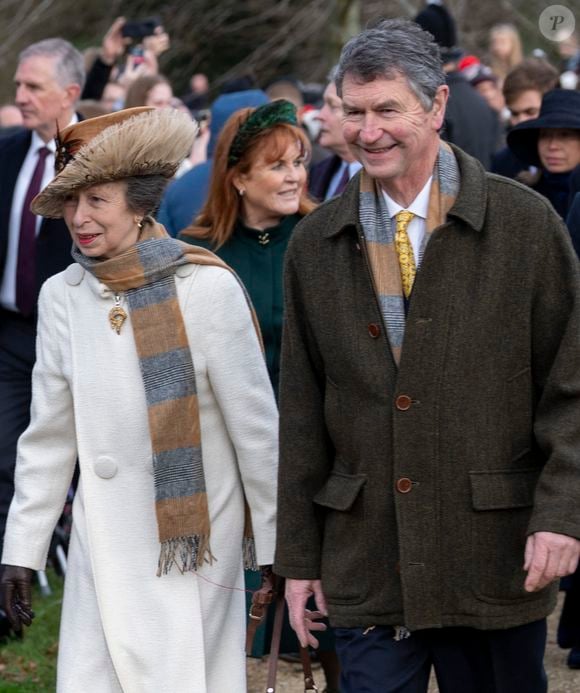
[247,572,318,692]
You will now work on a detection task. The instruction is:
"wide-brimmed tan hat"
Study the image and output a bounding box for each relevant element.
[32,106,197,218]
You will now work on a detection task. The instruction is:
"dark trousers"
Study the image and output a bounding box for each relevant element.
[334,619,547,693]
[559,566,580,648]
[0,308,36,556]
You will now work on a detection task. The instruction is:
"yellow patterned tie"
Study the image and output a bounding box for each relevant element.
[395,210,416,299]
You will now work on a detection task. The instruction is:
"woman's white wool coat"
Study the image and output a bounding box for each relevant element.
[2,262,279,692]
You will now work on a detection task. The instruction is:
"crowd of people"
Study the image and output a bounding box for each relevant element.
[0,2,580,692]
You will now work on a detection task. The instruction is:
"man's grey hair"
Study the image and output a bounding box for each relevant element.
[326,64,339,84]
[335,18,445,111]
[19,38,86,92]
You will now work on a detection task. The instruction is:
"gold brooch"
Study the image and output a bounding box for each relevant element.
[108,294,127,335]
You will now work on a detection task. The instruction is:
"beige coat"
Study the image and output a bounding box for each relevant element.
[3,262,278,692]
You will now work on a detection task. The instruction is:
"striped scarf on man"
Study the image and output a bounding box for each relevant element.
[358,141,460,365]
[72,218,262,575]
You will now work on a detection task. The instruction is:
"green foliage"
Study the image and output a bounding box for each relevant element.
[0,571,62,692]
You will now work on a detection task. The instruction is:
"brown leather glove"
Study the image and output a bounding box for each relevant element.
[0,564,34,634]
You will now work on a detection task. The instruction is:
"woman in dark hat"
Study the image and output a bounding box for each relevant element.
[507,89,580,217]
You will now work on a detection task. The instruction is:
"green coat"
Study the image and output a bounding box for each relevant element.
[180,214,299,397]
[274,145,580,631]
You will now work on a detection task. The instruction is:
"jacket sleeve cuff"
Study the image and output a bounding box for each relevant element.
[273,562,321,580]
[527,516,580,541]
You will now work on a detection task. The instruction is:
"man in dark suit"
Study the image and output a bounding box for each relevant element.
[308,71,361,202]
[0,38,84,557]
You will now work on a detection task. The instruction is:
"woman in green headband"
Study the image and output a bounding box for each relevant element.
[180,99,341,692]
[181,99,316,397]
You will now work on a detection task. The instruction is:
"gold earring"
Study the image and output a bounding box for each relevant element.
[137,219,143,229]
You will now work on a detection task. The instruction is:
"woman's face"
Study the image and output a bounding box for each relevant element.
[234,140,307,229]
[538,128,580,174]
[63,181,141,259]
[146,82,173,110]
[490,30,513,60]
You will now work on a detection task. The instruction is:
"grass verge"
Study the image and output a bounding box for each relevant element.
[0,569,62,692]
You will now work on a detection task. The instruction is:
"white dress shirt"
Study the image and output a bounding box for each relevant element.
[325,159,363,200]
[382,176,433,267]
[0,116,77,311]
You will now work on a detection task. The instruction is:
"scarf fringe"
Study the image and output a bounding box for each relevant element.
[157,535,214,576]
[156,536,256,575]
[243,536,258,571]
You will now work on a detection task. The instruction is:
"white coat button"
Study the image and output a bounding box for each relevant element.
[175,264,195,278]
[94,456,118,479]
[64,263,85,286]
[98,282,112,298]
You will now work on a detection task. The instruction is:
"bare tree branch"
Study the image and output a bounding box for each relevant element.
[0,0,57,65]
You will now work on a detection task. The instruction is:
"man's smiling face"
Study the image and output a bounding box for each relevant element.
[340,72,446,188]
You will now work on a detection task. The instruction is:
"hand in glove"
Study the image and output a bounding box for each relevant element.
[0,565,34,634]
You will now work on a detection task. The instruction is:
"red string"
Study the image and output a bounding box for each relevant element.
[194,571,256,595]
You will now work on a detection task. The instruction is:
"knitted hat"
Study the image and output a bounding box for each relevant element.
[507,89,580,167]
[458,54,481,81]
[470,65,499,88]
[414,2,462,62]
[32,107,197,218]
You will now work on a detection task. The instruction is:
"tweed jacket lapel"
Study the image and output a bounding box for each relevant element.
[326,142,462,367]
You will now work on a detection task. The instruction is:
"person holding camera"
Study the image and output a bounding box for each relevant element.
[83,16,170,105]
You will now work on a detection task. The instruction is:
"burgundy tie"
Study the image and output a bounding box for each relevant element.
[332,163,350,196]
[15,146,50,316]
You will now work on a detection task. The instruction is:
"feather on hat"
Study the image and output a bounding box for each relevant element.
[32,106,198,218]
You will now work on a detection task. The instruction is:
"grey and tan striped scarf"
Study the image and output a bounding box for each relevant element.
[358,141,460,365]
[73,218,262,575]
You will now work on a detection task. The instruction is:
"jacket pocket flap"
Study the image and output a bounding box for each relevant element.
[313,472,367,511]
[469,468,540,511]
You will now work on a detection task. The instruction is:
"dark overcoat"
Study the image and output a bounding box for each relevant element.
[0,130,72,302]
[274,145,580,631]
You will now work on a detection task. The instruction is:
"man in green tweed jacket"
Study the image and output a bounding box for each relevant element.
[274,18,580,693]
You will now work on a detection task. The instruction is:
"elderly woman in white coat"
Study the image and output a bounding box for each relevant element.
[0,107,278,692]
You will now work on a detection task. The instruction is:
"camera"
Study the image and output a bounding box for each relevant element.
[122,17,161,41]
[192,109,210,124]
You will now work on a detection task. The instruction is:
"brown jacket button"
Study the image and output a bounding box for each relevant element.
[395,394,412,411]
[368,323,381,338]
[396,477,413,493]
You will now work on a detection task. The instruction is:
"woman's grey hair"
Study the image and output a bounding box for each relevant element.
[125,175,170,218]
[19,38,86,92]
[335,18,445,111]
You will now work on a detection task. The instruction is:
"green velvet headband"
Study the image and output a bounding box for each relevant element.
[227,99,298,168]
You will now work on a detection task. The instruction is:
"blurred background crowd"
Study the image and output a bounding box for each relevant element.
[1,1,580,232]
[0,2,580,216]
